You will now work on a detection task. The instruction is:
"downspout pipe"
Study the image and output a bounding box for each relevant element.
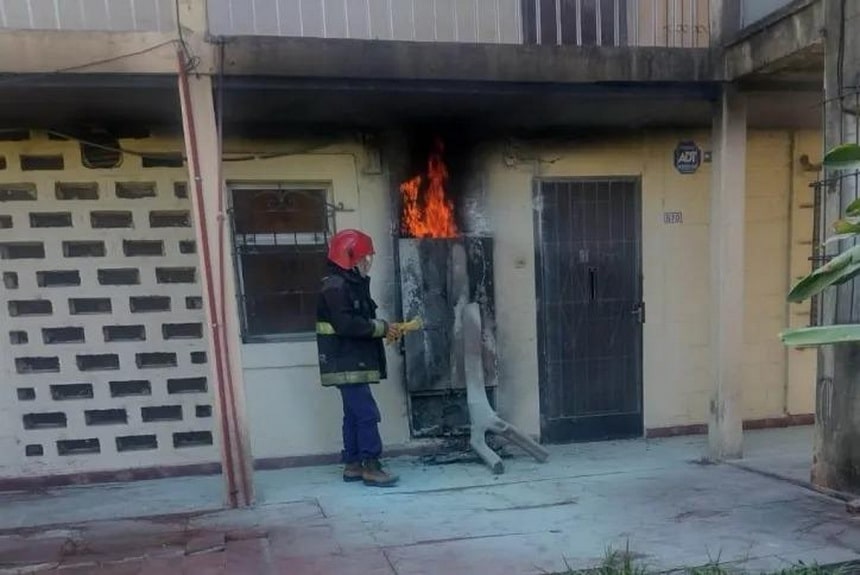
[176,50,243,508]
[214,42,252,506]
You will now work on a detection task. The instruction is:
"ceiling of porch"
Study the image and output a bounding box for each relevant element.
[0,75,821,135]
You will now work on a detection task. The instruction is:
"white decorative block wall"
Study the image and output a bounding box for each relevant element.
[0,133,217,478]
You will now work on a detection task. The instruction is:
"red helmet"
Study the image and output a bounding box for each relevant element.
[328,229,375,270]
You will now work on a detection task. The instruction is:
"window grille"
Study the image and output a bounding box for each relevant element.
[521,0,708,48]
[229,184,334,341]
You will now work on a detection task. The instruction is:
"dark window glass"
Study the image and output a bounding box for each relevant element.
[230,187,332,338]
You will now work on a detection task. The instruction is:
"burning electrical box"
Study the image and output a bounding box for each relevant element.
[396,138,498,437]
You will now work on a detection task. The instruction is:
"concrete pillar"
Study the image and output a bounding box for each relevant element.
[177,66,255,508]
[175,0,255,507]
[708,85,746,461]
[814,0,860,494]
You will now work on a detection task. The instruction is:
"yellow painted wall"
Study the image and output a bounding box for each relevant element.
[786,132,820,416]
[741,131,818,421]
[0,129,820,476]
[481,130,820,437]
[742,132,791,420]
[122,130,822,457]
[482,133,713,434]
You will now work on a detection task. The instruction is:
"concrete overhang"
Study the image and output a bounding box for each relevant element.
[1,28,715,84]
[723,0,824,85]
[0,74,181,133]
[0,31,720,132]
[0,30,194,76]
[0,73,719,132]
[220,77,719,134]
[219,36,716,84]
[0,24,820,133]
[0,73,818,133]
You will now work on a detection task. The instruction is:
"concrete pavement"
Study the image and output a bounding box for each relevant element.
[1,427,858,574]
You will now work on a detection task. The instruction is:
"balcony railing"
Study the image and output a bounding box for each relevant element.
[522,0,709,47]
[0,0,710,48]
[207,0,711,47]
[0,0,176,32]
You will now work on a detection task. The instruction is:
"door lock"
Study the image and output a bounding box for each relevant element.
[632,302,646,324]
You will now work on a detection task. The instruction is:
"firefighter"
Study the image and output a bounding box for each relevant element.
[316,229,402,487]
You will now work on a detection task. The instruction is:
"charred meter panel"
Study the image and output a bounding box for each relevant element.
[398,236,496,394]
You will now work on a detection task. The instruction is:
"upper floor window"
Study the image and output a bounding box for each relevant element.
[229,184,333,341]
[522,0,629,46]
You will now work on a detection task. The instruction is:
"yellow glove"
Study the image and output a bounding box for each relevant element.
[386,317,423,344]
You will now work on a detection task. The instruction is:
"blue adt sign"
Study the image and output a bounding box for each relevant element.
[673,141,701,174]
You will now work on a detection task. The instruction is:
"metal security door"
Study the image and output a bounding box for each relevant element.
[535,178,643,442]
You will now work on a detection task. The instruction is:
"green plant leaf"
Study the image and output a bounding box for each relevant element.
[833,217,860,234]
[822,233,859,247]
[845,197,860,217]
[787,244,860,302]
[781,325,860,347]
[823,143,860,170]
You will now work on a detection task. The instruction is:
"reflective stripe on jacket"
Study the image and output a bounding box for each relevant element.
[316,262,388,387]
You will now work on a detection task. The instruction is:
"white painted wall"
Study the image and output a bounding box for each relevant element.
[0,133,216,478]
[219,142,411,460]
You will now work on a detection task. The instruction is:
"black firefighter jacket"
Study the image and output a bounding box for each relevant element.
[316,263,388,387]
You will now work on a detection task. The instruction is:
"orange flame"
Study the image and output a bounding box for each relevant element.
[400,139,458,238]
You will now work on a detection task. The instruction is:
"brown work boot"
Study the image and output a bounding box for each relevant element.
[343,462,363,483]
[361,459,399,487]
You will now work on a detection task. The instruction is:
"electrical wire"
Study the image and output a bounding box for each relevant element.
[220,147,334,161]
[174,0,200,72]
[6,128,335,165]
[0,1,200,87]
[0,39,180,88]
[0,18,319,163]
[45,130,161,161]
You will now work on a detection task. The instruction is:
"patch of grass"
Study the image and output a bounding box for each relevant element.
[686,565,731,575]
[562,548,855,575]
[768,567,856,575]
[566,544,649,575]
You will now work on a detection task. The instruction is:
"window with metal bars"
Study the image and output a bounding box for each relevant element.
[814,85,860,326]
[229,184,333,341]
[521,0,708,48]
[810,181,825,327]
[522,0,629,46]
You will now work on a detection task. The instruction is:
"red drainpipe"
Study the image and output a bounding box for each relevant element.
[177,50,243,507]
[213,59,252,506]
